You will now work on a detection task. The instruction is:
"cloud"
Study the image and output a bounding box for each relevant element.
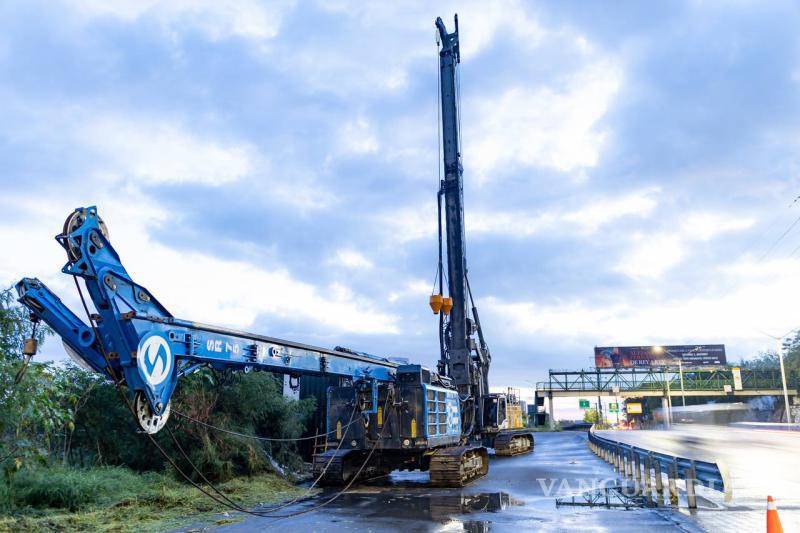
[680,212,756,241]
[388,279,432,304]
[81,117,257,186]
[0,189,398,339]
[378,202,438,244]
[615,212,756,279]
[483,252,800,357]
[468,188,659,238]
[614,233,686,279]
[380,187,658,246]
[337,117,379,156]
[468,59,622,181]
[109,197,398,335]
[448,1,546,59]
[69,0,294,41]
[332,249,373,270]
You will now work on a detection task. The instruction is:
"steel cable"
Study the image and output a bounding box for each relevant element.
[72,274,391,521]
[170,401,360,515]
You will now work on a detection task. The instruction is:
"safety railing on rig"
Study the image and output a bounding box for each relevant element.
[587,427,730,509]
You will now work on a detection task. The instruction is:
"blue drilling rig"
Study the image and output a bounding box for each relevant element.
[15,15,532,488]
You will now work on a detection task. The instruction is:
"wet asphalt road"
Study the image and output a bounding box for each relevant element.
[216,432,700,532]
[595,425,800,532]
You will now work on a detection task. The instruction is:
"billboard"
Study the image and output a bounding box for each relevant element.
[626,402,643,415]
[594,345,726,368]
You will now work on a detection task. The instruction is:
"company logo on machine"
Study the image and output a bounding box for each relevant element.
[446,396,460,433]
[137,334,172,387]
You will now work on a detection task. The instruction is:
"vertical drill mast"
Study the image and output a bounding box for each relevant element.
[436,15,491,433]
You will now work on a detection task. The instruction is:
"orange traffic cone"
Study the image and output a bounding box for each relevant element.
[767,496,783,533]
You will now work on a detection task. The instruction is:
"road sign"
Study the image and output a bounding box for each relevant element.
[609,402,619,412]
[732,367,743,391]
[579,399,590,409]
[626,402,642,414]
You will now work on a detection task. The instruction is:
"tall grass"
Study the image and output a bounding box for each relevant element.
[7,466,159,511]
[0,466,301,532]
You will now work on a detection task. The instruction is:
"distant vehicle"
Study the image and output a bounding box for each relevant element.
[654,402,751,425]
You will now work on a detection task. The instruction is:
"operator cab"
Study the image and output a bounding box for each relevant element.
[483,394,508,430]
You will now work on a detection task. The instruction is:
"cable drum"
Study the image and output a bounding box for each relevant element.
[61,208,109,263]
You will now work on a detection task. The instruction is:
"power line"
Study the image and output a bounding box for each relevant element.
[758,212,800,261]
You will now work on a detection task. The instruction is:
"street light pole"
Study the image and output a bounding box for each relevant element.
[777,338,793,425]
[663,366,673,428]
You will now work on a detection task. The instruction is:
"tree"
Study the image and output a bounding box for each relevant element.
[0,287,80,492]
[740,343,800,383]
[583,408,600,424]
[739,352,780,370]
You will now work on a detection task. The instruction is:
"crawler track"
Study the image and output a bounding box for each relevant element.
[313,449,351,485]
[312,449,391,486]
[429,445,489,487]
[493,431,535,457]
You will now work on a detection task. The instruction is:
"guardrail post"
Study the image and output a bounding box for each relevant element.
[685,461,697,509]
[653,458,664,505]
[643,454,653,503]
[668,458,679,506]
[616,446,623,472]
[633,452,642,488]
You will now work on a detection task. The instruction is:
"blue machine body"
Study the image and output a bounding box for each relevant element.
[16,206,399,419]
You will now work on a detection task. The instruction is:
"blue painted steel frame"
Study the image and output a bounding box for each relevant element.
[423,384,461,446]
[17,206,398,416]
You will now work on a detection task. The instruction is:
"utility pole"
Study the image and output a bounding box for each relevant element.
[777,338,793,424]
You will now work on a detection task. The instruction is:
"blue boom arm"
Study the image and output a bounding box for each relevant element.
[16,206,397,431]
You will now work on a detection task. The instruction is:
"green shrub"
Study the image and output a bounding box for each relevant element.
[68,370,315,482]
[169,370,316,482]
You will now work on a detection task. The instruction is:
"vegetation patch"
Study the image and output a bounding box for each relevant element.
[0,466,303,532]
[0,287,314,531]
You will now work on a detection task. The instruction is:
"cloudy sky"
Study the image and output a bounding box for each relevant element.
[2,0,800,396]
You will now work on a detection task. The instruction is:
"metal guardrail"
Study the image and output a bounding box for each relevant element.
[587,427,730,509]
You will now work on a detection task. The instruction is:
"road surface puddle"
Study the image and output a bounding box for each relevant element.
[320,490,523,521]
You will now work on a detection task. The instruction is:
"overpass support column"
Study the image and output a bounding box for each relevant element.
[661,395,670,428]
[548,393,555,430]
